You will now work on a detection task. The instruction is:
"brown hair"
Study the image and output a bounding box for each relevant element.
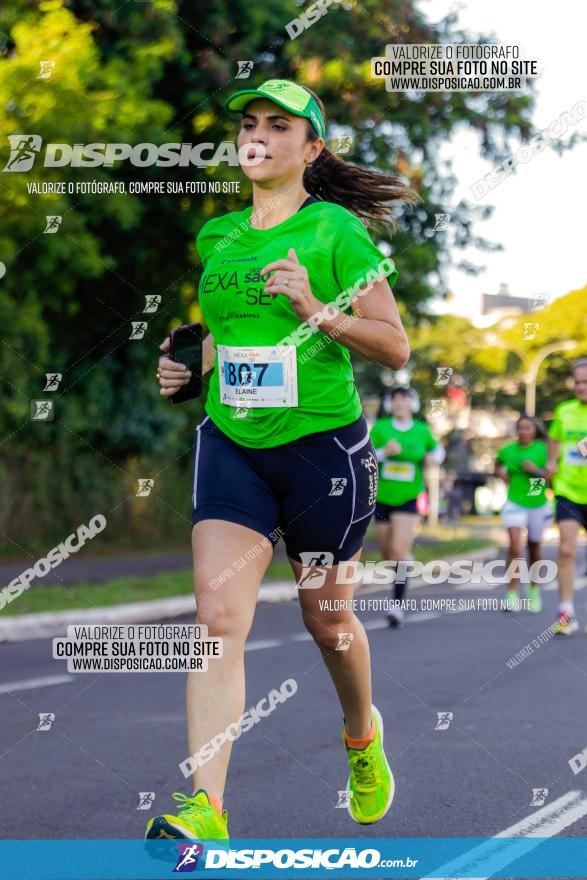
[301,86,420,229]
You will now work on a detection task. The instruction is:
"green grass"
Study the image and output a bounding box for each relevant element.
[1,536,496,617]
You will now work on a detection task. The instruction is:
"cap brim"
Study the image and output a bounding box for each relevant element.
[224,90,307,121]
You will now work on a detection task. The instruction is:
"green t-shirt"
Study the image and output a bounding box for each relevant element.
[196,200,397,448]
[495,440,548,507]
[548,399,587,503]
[370,417,438,506]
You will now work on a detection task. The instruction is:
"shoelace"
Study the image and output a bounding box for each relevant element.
[348,745,380,789]
[171,791,212,818]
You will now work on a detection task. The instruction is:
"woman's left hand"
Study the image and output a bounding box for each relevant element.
[262,248,323,323]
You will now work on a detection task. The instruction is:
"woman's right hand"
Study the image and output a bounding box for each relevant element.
[157,336,192,398]
[385,439,402,456]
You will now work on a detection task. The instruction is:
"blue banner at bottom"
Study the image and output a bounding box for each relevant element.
[1,837,587,879]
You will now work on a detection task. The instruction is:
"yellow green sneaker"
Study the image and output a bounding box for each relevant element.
[527,584,542,614]
[502,589,521,612]
[344,705,395,824]
[145,790,229,841]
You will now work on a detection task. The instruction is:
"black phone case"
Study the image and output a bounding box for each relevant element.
[169,324,203,405]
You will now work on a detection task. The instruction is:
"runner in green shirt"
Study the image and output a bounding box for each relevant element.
[150,78,419,841]
[545,358,587,635]
[495,415,551,613]
[370,387,445,627]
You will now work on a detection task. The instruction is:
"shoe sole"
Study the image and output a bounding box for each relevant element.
[555,625,579,636]
[145,817,197,840]
[346,705,395,825]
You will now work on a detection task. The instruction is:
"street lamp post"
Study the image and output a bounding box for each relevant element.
[524,340,578,416]
[486,334,578,416]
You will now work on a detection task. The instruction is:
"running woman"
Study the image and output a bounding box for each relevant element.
[545,358,587,635]
[147,79,418,841]
[495,415,552,613]
[370,387,445,628]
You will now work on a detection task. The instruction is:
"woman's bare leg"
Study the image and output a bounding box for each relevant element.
[290,548,372,739]
[186,520,273,801]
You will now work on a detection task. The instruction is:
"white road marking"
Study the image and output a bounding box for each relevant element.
[421,789,587,880]
[0,674,73,694]
[244,638,283,651]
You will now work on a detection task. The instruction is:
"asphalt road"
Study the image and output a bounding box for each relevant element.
[2,546,587,870]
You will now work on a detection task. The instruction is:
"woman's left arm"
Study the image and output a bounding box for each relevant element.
[317,275,410,369]
[262,248,409,370]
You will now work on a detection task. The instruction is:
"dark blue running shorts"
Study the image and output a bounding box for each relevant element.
[555,495,587,530]
[374,498,419,520]
[191,412,378,563]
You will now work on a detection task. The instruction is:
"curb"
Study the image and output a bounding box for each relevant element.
[0,546,499,644]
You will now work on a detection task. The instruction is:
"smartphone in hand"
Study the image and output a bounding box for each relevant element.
[168,323,202,404]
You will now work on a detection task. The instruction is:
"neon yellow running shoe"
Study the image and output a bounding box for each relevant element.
[145,790,229,841]
[502,590,521,612]
[344,705,395,824]
[527,584,542,614]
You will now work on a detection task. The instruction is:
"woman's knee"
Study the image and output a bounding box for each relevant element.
[303,612,356,651]
[195,591,246,640]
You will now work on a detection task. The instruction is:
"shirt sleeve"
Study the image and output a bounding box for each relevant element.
[548,405,563,441]
[370,421,386,462]
[332,212,398,299]
[424,426,438,452]
[495,448,505,465]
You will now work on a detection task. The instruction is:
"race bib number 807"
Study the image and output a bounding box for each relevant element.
[218,344,298,408]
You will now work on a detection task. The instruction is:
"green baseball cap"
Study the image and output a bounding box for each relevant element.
[223,79,326,140]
